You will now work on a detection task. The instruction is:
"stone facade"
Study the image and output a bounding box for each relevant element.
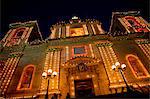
[0,11,150,98]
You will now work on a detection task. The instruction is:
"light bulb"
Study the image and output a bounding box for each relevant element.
[115,62,120,66]
[48,69,52,74]
[121,64,126,69]
[112,65,116,70]
[52,71,57,76]
[42,72,47,78]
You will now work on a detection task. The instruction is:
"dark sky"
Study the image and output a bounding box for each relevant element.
[1,0,149,39]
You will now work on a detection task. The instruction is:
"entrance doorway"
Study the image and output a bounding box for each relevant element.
[74,79,95,98]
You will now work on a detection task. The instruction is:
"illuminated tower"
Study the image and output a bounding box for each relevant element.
[49,16,105,39]
[0,21,43,96]
[109,11,150,37]
[1,21,43,47]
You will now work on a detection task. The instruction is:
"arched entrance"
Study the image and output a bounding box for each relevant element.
[74,78,94,98]
[62,56,101,98]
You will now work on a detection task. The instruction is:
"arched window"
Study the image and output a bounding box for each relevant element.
[14,28,25,38]
[126,54,149,79]
[17,65,35,90]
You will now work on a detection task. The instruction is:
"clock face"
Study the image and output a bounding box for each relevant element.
[70,27,84,36]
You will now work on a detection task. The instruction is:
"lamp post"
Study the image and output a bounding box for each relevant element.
[112,62,132,92]
[42,69,57,99]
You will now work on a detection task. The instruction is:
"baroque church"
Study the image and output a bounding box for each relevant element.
[0,11,150,98]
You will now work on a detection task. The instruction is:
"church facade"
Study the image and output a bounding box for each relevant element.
[0,11,150,98]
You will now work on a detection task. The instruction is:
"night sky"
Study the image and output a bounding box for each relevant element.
[1,0,149,39]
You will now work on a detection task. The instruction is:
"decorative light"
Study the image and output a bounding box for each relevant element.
[92,75,95,77]
[112,65,116,70]
[121,64,126,69]
[42,72,47,78]
[94,85,97,87]
[42,68,58,98]
[71,92,74,95]
[119,79,122,82]
[52,71,57,76]
[76,76,79,79]
[86,75,90,78]
[48,69,52,74]
[71,87,74,90]
[115,62,120,66]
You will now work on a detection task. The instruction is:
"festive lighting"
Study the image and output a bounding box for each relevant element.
[121,64,126,69]
[42,72,47,78]
[48,69,52,74]
[52,71,57,76]
[115,62,120,66]
[112,65,116,70]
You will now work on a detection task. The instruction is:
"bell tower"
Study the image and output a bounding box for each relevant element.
[49,16,105,39]
[109,11,150,37]
[1,21,43,47]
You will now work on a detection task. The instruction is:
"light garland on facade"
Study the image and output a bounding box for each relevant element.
[66,26,70,37]
[89,44,94,58]
[50,28,56,39]
[97,24,104,34]
[82,24,89,35]
[53,51,57,89]
[58,27,61,38]
[0,54,21,94]
[118,18,130,33]
[41,52,50,90]
[98,43,123,85]
[41,48,61,91]
[25,27,34,43]
[91,24,96,35]
[66,46,69,62]
[135,39,150,61]
[21,27,29,40]
[2,29,12,42]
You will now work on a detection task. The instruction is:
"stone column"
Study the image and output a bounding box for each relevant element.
[91,24,96,35]
[21,27,29,40]
[97,24,104,34]
[58,27,62,38]
[118,18,130,33]
[2,29,12,42]
[66,26,70,37]
[82,24,88,35]
[25,27,33,43]
[50,28,56,39]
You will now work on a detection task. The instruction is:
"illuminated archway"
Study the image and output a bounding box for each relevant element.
[17,64,35,90]
[14,28,26,38]
[126,54,149,79]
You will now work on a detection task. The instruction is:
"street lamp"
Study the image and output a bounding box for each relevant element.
[42,69,57,99]
[112,62,132,92]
